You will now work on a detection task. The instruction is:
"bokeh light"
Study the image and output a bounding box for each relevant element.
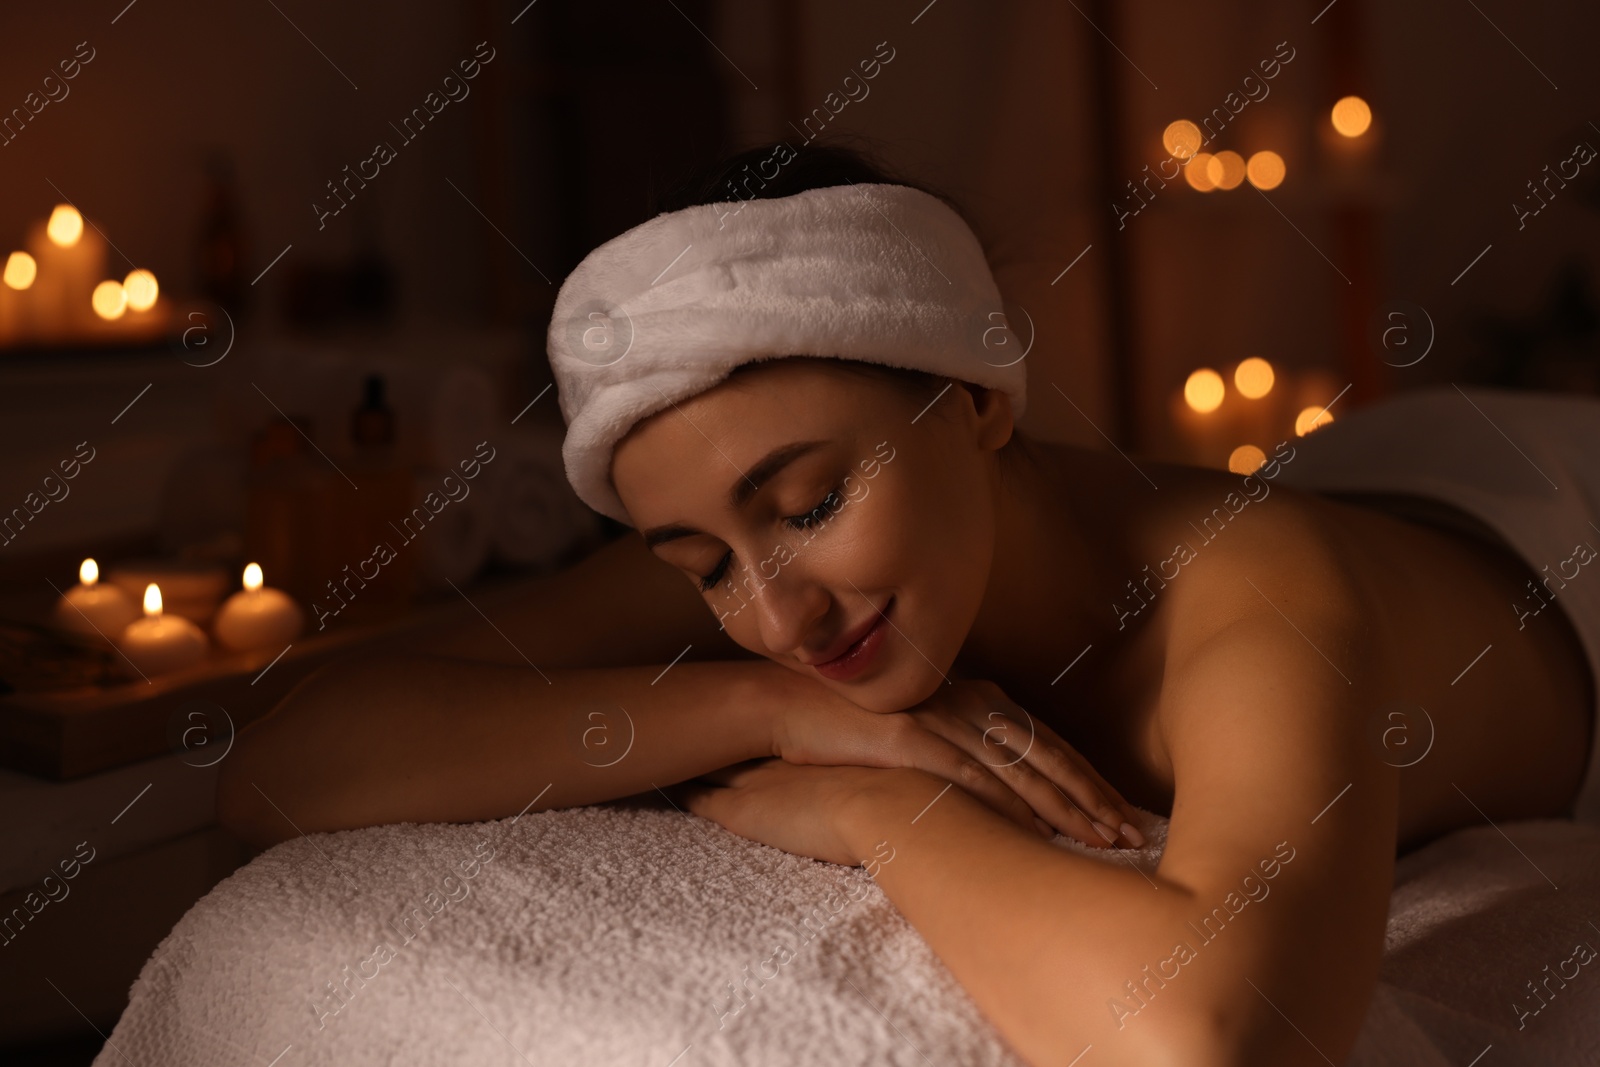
[123,269,160,311]
[1184,368,1226,413]
[91,280,128,320]
[1234,357,1275,399]
[1331,95,1372,137]
[1246,150,1286,190]
[1185,152,1218,192]
[1295,405,1335,436]
[1228,445,1266,475]
[1207,151,1247,190]
[3,251,36,290]
[1163,120,1202,160]
[47,205,84,247]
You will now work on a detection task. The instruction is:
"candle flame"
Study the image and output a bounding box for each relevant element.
[124,269,159,311]
[3,251,36,290]
[143,583,163,617]
[243,562,263,592]
[47,205,84,248]
[92,280,128,321]
[80,558,99,585]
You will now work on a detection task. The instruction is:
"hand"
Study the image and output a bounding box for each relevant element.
[672,759,893,868]
[774,679,1144,849]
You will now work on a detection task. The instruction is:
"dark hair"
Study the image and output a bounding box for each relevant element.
[654,140,1035,474]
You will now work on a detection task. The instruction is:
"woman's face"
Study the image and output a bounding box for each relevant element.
[611,359,1014,713]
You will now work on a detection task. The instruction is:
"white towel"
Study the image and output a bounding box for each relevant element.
[1275,386,1600,822]
[95,800,1600,1065]
[487,422,604,570]
[545,182,1029,525]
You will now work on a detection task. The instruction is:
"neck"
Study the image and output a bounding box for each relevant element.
[956,441,1152,694]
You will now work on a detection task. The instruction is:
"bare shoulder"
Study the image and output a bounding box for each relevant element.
[1147,473,1375,675]
[1131,481,1400,1060]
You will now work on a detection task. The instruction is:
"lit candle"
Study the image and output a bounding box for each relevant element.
[0,250,38,348]
[27,206,107,342]
[213,563,304,653]
[120,583,208,676]
[53,558,140,641]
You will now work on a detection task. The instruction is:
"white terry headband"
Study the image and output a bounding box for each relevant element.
[546,181,1028,525]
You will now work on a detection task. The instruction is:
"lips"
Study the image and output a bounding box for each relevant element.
[807,600,889,666]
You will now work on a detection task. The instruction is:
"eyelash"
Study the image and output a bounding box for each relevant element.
[697,486,843,592]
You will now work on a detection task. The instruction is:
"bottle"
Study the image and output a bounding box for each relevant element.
[197,153,247,319]
[337,374,415,621]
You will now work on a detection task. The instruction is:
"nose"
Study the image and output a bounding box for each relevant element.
[746,565,831,659]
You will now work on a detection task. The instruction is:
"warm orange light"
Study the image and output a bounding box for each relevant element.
[1163,120,1202,160]
[1234,357,1275,399]
[3,251,37,290]
[1228,445,1267,475]
[123,269,159,311]
[1207,151,1246,190]
[1184,368,1226,414]
[1331,96,1372,138]
[1295,405,1335,436]
[47,205,84,247]
[1185,153,1218,192]
[80,558,99,586]
[243,562,264,592]
[143,583,163,617]
[1246,150,1286,190]
[92,280,127,320]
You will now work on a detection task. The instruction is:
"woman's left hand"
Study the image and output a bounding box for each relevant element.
[673,759,917,867]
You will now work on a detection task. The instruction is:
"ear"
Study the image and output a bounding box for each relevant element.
[958,381,1014,452]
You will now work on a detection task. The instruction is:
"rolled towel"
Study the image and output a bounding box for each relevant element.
[406,465,496,591]
[489,422,603,571]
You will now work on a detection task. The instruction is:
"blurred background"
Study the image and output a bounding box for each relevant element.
[1,0,1597,1061]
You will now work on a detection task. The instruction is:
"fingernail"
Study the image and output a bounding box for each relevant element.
[1120,821,1146,848]
[1034,817,1055,839]
[1092,821,1118,844]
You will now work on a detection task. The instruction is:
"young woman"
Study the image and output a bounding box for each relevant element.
[219,145,1598,1066]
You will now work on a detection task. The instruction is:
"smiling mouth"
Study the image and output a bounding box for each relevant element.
[809,596,894,680]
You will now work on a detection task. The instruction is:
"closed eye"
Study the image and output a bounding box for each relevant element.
[697,485,843,592]
[783,486,842,531]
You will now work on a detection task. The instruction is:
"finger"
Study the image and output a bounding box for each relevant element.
[954,715,1131,849]
[898,731,1051,839]
[945,702,1141,826]
[978,712,1144,844]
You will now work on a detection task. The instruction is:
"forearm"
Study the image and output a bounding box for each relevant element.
[840,772,1205,1067]
[218,654,815,847]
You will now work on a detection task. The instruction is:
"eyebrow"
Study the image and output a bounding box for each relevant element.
[641,439,828,549]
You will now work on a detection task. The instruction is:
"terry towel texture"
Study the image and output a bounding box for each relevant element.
[546,182,1028,525]
[1275,387,1600,823]
[96,800,1600,1065]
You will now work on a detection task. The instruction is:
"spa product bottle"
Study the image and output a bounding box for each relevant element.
[242,416,341,610]
[336,375,416,622]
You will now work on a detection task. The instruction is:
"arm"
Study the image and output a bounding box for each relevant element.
[217,654,816,849]
[412,529,757,667]
[830,589,1395,1065]
[220,530,767,848]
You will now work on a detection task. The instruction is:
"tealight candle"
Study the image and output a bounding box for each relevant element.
[120,583,208,676]
[54,558,141,641]
[213,563,304,653]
